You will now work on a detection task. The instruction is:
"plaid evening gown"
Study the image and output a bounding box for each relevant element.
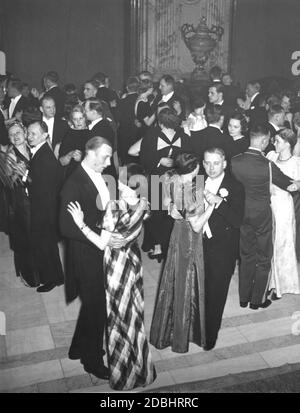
[101,197,157,390]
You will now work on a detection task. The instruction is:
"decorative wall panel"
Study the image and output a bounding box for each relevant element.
[132,0,233,79]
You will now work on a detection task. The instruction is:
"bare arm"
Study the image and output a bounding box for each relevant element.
[67,201,111,250]
[187,204,214,233]
[143,113,156,127]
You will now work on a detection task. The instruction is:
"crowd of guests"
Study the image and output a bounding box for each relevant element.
[0,65,300,390]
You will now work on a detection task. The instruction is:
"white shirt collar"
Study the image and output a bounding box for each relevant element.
[269,121,280,131]
[250,92,259,103]
[88,117,103,130]
[30,141,47,157]
[209,124,223,132]
[43,116,55,141]
[81,161,110,210]
[248,146,262,152]
[205,172,225,191]
[11,94,22,103]
[9,94,22,118]
[162,91,174,102]
[43,116,54,124]
[47,85,57,91]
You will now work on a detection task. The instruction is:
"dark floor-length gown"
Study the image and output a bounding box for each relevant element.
[150,174,207,352]
[102,197,156,390]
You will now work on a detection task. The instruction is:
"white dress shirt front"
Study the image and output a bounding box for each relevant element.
[43,116,55,144]
[81,161,110,210]
[88,117,103,130]
[8,94,22,118]
[203,172,225,238]
[30,141,47,157]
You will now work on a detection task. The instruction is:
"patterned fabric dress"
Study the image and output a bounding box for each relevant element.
[101,197,157,390]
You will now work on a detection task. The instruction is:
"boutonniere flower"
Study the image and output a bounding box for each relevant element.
[219,188,229,198]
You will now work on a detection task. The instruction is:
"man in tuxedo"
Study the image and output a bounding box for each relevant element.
[27,121,64,292]
[115,77,140,165]
[84,98,116,176]
[60,136,122,380]
[43,71,66,118]
[92,72,112,105]
[152,74,186,120]
[206,82,235,122]
[40,96,69,155]
[231,124,300,310]
[264,104,285,154]
[191,105,238,170]
[202,148,245,350]
[6,78,29,122]
[222,73,243,107]
[239,80,267,126]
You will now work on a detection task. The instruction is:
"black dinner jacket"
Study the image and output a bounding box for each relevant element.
[206,172,245,240]
[44,86,66,118]
[191,125,238,167]
[28,142,63,237]
[0,110,8,145]
[59,165,114,302]
[7,95,29,118]
[231,148,293,216]
[52,117,70,150]
[152,92,186,120]
[264,122,277,154]
[89,118,115,148]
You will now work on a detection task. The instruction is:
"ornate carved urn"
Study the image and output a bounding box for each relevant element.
[181,17,224,80]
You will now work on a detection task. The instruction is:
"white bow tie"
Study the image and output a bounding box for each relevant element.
[157,137,181,151]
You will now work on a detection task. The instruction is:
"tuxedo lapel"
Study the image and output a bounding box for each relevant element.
[78,166,104,211]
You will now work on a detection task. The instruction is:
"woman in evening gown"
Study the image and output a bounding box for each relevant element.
[67,163,156,390]
[267,128,300,298]
[59,105,90,179]
[150,153,215,353]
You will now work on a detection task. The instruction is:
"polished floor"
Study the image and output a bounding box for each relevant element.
[1,231,300,393]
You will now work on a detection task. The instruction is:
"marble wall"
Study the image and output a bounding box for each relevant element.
[135,0,233,79]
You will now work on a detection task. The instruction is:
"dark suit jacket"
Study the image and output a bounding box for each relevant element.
[89,118,114,148]
[52,117,70,150]
[0,111,8,145]
[28,142,64,283]
[44,86,66,118]
[152,92,186,120]
[205,102,236,124]
[59,165,106,303]
[7,95,29,118]
[191,126,238,167]
[246,93,267,126]
[264,122,277,154]
[29,142,63,237]
[231,148,293,217]
[97,87,112,104]
[206,172,245,269]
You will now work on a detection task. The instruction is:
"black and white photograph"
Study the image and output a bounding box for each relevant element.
[0,0,300,395]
